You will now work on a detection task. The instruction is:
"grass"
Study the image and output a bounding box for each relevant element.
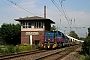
[0,44,36,55]
[79,51,90,60]
[79,54,89,60]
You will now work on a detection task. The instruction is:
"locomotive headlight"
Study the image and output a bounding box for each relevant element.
[52,43,57,48]
[48,41,50,48]
[48,38,50,40]
[48,46,50,48]
[44,45,46,48]
[41,44,43,47]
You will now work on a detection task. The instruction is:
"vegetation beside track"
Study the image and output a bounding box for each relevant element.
[79,27,90,60]
[0,44,37,55]
[79,54,89,60]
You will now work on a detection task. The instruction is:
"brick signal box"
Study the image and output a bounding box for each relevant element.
[15,16,55,45]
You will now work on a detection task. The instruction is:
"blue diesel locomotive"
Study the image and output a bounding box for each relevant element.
[41,30,69,49]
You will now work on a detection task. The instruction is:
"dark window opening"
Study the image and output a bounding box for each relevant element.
[34,40,40,45]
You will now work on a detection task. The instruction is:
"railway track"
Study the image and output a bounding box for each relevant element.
[0,50,47,60]
[0,45,80,60]
[35,50,69,60]
[35,45,80,60]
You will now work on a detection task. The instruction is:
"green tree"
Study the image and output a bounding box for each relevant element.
[83,36,90,55]
[50,25,56,31]
[83,27,90,55]
[0,23,21,45]
[88,27,90,36]
[69,30,79,39]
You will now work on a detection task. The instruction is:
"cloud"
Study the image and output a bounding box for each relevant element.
[10,0,42,17]
[19,0,38,8]
[67,11,90,27]
[0,0,90,37]
[45,7,90,37]
[47,7,90,28]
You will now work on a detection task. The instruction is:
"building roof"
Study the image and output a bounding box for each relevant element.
[15,16,55,23]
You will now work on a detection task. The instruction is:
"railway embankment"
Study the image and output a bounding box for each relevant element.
[0,45,86,60]
[61,47,81,60]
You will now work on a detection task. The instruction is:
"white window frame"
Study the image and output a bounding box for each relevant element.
[22,22,31,28]
[34,22,44,28]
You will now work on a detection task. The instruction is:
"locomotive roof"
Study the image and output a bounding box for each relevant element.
[50,30,62,33]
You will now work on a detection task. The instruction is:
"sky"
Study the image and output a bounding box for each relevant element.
[0,0,90,38]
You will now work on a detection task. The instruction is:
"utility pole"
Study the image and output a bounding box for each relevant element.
[70,19,72,33]
[59,19,61,30]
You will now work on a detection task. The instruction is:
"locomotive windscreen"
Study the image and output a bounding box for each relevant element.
[44,32,54,42]
[44,30,65,42]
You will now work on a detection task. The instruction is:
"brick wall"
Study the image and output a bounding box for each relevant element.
[21,31,29,44]
[21,31,44,45]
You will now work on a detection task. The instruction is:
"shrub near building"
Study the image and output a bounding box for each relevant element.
[0,23,21,45]
[0,44,36,55]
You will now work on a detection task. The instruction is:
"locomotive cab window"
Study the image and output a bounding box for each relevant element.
[62,33,65,38]
[71,39,72,42]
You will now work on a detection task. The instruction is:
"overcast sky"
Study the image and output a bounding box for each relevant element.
[0,0,90,38]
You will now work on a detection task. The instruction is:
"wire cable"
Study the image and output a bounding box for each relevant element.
[6,0,40,16]
[59,0,73,29]
[51,0,71,30]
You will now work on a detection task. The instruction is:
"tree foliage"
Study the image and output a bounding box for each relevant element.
[88,27,90,36]
[82,27,90,55]
[0,23,21,45]
[69,30,79,39]
[50,25,56,31]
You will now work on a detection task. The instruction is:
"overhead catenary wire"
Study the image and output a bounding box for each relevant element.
[59,0,71,22]
[6,0,41,16]
[51,0,79,35]
[0,0,18,18]
[51,0,71,28]
[59,0,81,30]
[59,0,78,32]
[59,0,70,21]
[51,0,71,33]
[59,0,74,30]
[51,0,87,37]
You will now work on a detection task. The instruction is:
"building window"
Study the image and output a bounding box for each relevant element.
[34,40,40,45]
[28,22,31,28]
[22,22,31,28]
[34,22,44,28]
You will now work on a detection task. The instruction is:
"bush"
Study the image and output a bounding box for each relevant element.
[0,44,36,55]
[14,45,20,53]
[79,54,89,60]
[19,44,36,52]
[0,45,19,55]
[7,45,15,54]
[82,36,90,55]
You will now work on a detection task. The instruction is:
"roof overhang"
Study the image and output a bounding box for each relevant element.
[15,16,55,24]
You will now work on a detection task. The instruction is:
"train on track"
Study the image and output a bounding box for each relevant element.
[41,30,83,49]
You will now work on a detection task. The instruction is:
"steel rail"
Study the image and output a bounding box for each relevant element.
[35,45,79,60]
[0,50,47,60]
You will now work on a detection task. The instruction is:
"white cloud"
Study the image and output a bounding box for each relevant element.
[19,0,38,8]
[0,0,90,37]
[45,7,90,37]
[67,11,90,27]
